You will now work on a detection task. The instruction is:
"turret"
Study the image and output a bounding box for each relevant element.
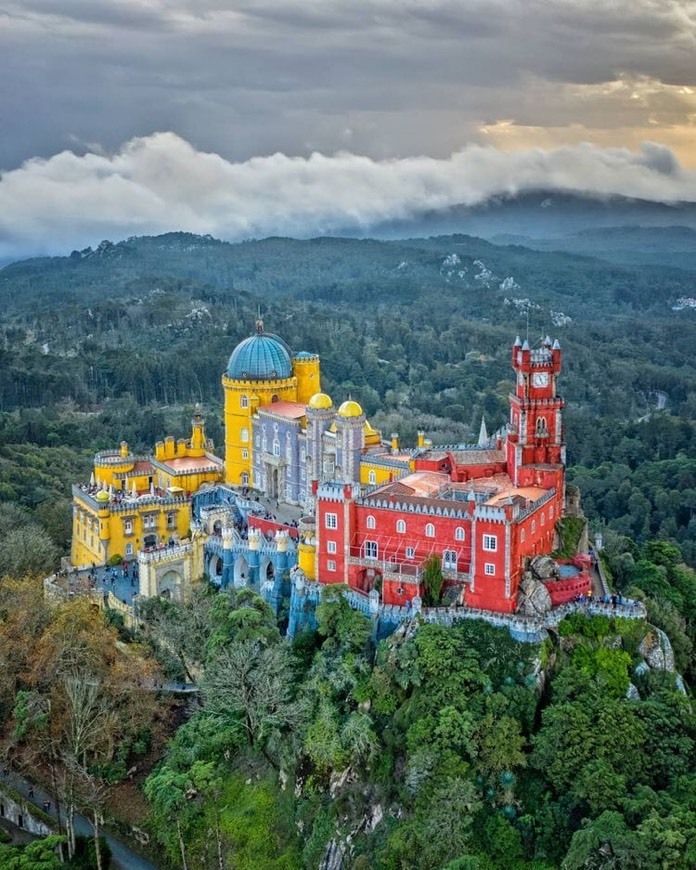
[248,528,261,552]
[190,403,207,457]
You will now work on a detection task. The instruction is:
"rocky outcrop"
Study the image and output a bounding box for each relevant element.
[320,839,347,870]
[517,571,552,617]
[626,683,640,701]
[529,555,559,580]
[639,628,675,673]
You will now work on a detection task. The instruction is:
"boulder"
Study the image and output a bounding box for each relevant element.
[517,571,552,617]
[320,839,347,870]
[530,555,559,580]
[639,628,675,673]
[626,683,640,701]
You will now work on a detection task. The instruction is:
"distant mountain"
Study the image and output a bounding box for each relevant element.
[354,190,696,241]
[2,229,696,321]
[489,225,696,269]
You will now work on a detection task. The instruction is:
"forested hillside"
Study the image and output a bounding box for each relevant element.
[1,231,694,565]
[0,231,695,867]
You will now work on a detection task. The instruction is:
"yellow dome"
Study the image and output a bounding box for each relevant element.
[338,399,364,418]
[364,420,379,435]
[308,392,333,410]
[96,490,110,503]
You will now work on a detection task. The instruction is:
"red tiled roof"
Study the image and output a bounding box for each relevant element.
[451,449,506,465]
[258,401,307,420]
[160,455,223,473]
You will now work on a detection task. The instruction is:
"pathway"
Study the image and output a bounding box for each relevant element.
[2,770,159,870]
[92,565,139,606]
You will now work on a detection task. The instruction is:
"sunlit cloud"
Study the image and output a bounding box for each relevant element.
[1,133,694,260]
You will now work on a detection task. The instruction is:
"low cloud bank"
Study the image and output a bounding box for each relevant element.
[1,133,694,260]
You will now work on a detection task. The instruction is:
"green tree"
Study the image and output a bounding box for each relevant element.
[422,556,445,606]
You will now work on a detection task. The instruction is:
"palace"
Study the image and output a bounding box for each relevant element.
[70,321,592,625]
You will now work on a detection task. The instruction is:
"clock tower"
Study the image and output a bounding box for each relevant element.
[506,336,565,486]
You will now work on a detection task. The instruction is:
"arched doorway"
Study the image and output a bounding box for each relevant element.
[144,534,157,548]
[212,555,223,579]
[159,570,182,601]
[260,557,275,584]
[213,520,222,535]
[234,555,249,587]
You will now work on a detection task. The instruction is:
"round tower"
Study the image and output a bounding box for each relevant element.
[335,399,366,484]
[222,319,299,487]
[306,392,335,502]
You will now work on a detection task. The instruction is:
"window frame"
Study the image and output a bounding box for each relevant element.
[325,513,338,530]
[483,534,497,552]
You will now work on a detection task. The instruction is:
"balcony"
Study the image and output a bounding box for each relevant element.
[348,546,470,586]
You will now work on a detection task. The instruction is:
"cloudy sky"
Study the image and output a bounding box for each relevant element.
[1,0,695,257]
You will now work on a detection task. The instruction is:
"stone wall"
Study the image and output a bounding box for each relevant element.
[0,786,53,837]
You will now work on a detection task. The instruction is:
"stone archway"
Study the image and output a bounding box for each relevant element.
[234,555,249,587]
[212,555,223,579]
[260,557,275,584]
[159,570,182,601]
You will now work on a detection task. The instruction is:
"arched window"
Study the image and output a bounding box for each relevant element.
[240,395,249,408]
[531,520,536,534]
[241,472,249,485]
[425,523,435,538]
[240,428,249,443]
[520,529,526,543]
[273,440,281,457]
[366,515,376,529]
[535,416,548,437]
[455,526,465,541]
[396,519,406,534]
[549,505,555,518]
[364,541,378,559]
[541,512,545,526]
[443,550,457,571]
[368,470,376,484]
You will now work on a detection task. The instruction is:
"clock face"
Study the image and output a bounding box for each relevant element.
[532,372,549,387]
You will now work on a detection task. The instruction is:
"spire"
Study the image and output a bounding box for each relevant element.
[478,416,488,446]
[255,316,264,334]
[521,339,530,351]
[190,403,206,456]
[552,339,561,349]
[513,335,522,347]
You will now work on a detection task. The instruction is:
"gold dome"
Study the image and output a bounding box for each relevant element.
[308,392,333,410]
[364,420,379,436]
[96,489,110,503]
[337,399,364,418]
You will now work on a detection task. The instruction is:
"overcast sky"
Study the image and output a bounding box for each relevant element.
[1,0,695,256]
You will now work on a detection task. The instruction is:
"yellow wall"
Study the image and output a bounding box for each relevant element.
[359,457,412,487]
[294,356,321,405]
[155,467,221,494]
[222,375,298,485]
[298,540,316,581]
[71,493,191,567]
